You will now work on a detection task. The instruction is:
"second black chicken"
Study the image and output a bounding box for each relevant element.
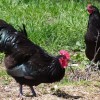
[85,4,100,67]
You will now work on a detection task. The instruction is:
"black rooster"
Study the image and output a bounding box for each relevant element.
[0,20,70,97]
[85,4,100,64]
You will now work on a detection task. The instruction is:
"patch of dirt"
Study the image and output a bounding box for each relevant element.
[0,77,100,100]
[0,64,100,100]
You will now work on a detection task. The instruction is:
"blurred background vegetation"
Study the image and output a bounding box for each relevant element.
[0,0,100,61]
[0,0,100,86]
[0,0,92,52]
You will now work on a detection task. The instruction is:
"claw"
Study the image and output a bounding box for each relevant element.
[18,93,25,100]
[30,86,36,97]
[18,84,25,99]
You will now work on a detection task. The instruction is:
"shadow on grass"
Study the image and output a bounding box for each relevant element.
[53,89,82,99]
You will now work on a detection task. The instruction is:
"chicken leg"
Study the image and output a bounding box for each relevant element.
[30,86,36,97]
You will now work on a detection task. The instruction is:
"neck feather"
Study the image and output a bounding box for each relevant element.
[47,57,65,82]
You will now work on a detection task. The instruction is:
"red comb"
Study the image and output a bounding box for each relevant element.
[87,4,92,8]
[59,50,70,60]
[87,4,93,14]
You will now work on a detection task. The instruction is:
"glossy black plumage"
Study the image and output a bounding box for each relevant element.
[0,19,67,96]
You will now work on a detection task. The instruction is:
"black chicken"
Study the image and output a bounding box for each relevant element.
[85,4,100,64]
[0,20,70,97]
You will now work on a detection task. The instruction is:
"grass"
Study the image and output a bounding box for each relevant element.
[0,0,100,85]
[0,69,11,85]
[0,70,8,77]
[0,0,100,54]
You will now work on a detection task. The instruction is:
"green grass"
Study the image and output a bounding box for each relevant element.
[0,70,8,77]
[0,0,100,54]
[0,69,11,85]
